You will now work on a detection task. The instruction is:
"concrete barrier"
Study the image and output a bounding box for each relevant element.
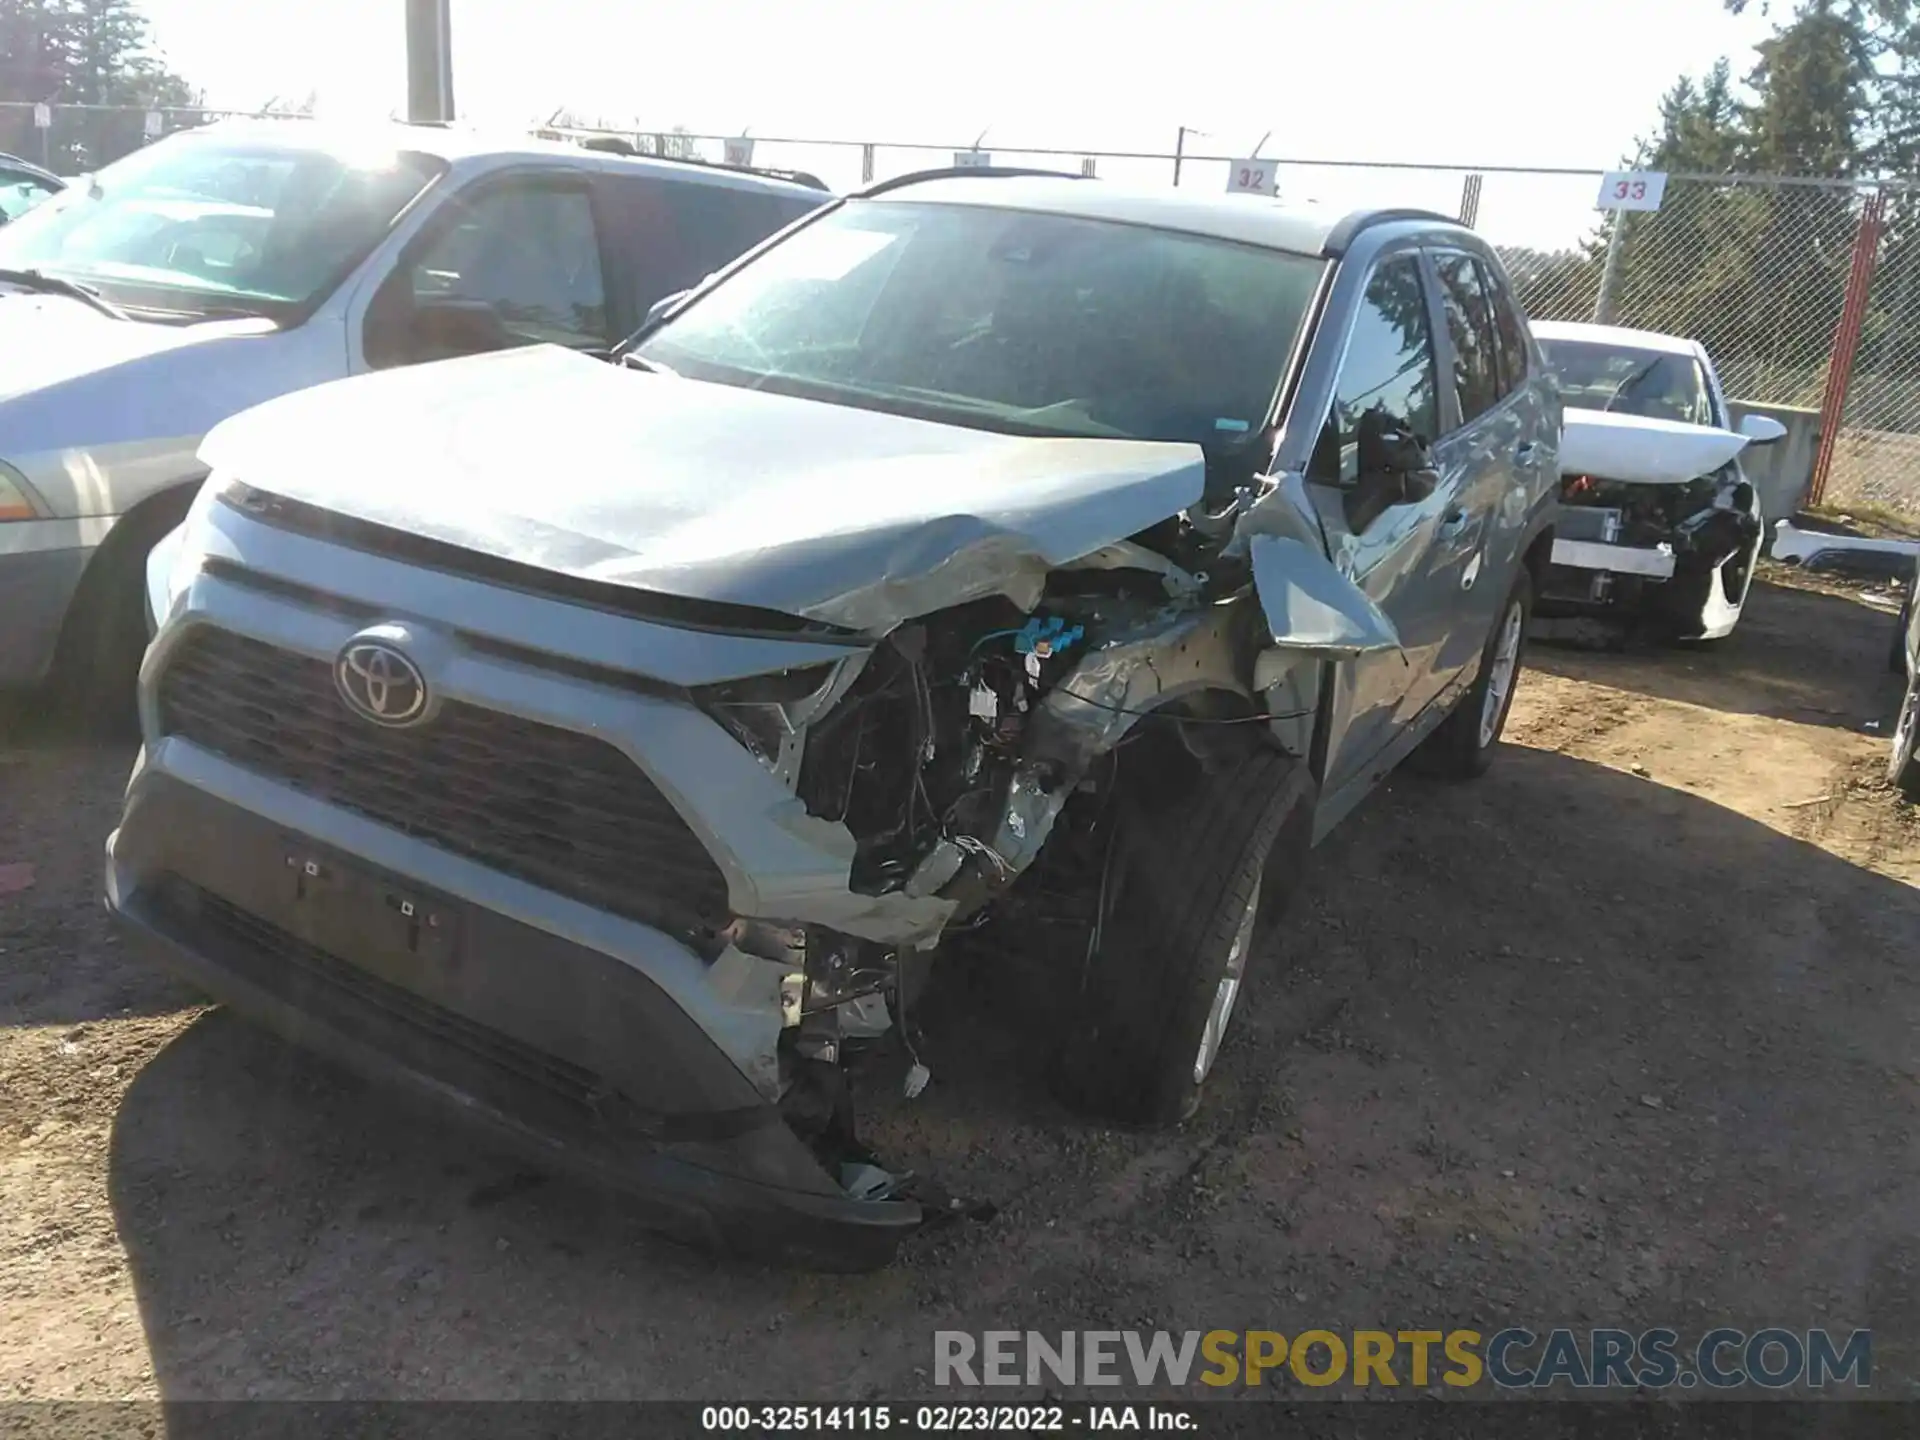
[1727,399,1820,521]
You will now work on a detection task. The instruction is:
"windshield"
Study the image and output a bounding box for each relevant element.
[1538,337,1715,426]
[635,200,1326,447]
[0,133,444,319]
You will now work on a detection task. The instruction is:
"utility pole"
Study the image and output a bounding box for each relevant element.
[405,0,455,124]
[1592,209,1628,325]
[1172,126,1189,186]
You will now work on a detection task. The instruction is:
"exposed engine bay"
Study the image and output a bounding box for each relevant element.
[716,506,1329,1201]
[1539,408,1763,642]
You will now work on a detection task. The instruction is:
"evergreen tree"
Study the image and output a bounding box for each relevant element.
[0,0,196,167]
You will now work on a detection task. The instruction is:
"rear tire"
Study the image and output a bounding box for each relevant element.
[1410,568,1532,781]
[1053,745,1315,1127]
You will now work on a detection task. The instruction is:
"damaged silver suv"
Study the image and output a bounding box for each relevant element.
[110,171,1559,1268]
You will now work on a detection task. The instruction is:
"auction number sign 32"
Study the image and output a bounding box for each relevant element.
[1226,161,1277,197]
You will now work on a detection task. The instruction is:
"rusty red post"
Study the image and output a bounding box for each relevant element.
[1808,188,1887,508]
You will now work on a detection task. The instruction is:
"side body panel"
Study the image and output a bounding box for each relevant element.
[1264,220,1557,838]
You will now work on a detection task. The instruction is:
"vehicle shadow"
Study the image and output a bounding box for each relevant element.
[0,726,193,1027]
[106,737,1920,1403]
[1528,575,1904,731]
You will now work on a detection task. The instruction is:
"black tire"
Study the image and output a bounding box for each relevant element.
[1890,680,1920,802]
[49,489,193,738]
[1053,745,1316,1127]
[1410,567,1533,781]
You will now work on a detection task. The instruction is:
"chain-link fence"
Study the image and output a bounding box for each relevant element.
[0,101,292,175]
[11,104,1920,521]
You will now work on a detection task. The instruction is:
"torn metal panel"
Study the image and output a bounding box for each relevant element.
[1560,407,1749,486]
[1248,534,1402,657]
[1061,539,1204,597]
[1024,600,1252,771]
[200,347,1209,633]
[968,600,1256,878]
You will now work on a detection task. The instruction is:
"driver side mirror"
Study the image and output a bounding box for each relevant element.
[1347,414,1437,529]
[1738,412,1789,446]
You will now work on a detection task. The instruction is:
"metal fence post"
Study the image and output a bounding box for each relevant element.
[1808,187,1889,508]
[1593,210,1629,324]
[1458,173,1483,228]
[861,143,874,184]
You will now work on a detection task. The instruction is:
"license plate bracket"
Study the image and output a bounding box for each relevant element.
[276,844,460,974]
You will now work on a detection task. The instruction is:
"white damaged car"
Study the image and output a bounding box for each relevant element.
[1532,320,1786,641]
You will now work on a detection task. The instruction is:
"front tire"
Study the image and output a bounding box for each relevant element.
[1054,745,1315,1127]
[49,491,191,738]
[1411,568,1533,781]
[1890,680,1920,802]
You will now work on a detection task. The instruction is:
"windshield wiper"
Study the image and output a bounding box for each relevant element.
[0,268,130,321]
[1603,357,1662,413]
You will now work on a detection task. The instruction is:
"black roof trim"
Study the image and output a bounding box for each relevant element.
[572,137,830,192]
[855,165,1090,199]
[1321,207,1462,257]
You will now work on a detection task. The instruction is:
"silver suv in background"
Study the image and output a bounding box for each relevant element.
[0,120,826,724]
[0,153,63,225]
[113,173,1559,1267]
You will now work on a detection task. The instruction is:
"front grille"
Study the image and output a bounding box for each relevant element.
[157,876,604,1117]
[158,627,731,938]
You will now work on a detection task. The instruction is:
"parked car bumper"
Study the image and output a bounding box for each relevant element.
[104,763,921,1271]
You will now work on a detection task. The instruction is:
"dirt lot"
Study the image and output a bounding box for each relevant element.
[4,564,1920,1402]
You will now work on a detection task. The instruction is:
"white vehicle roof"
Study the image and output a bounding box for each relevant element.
[1530,319,1703,358]
[875,175,1427,257]
[179,118,828,200]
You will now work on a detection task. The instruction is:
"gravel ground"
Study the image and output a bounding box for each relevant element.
[3,564,1919,1402]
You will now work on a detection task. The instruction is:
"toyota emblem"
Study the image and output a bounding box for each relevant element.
[334,639,428,727]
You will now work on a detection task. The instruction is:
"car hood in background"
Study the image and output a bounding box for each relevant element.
[201,346,1209,633]
[0,292,276,407]
[1559,406,1750,486]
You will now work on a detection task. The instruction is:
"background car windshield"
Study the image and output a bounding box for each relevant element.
[1538,338,1714,425]
[0,134,443,316]
[0,168,60,224]
[636,200,1326,446]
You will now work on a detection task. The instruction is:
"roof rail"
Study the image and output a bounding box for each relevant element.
[856,165,1089,198]
[1321,207,1462,256]
[573,137,830,192]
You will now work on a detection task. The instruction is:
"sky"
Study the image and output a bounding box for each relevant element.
[136,0,1783,251]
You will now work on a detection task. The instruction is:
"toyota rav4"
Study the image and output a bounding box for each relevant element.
[110,172,1560,1268]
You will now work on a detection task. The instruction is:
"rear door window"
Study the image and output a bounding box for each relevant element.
[595,174,823,317]
[1479,258,1531,396]
[1431,251,1502,426]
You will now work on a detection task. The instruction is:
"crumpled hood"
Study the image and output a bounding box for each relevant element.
[0,292,276,406]
[201,346,1209,632]
[1560,406,1749,486]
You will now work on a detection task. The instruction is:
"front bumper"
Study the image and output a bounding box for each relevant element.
[106,770,920,1270]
